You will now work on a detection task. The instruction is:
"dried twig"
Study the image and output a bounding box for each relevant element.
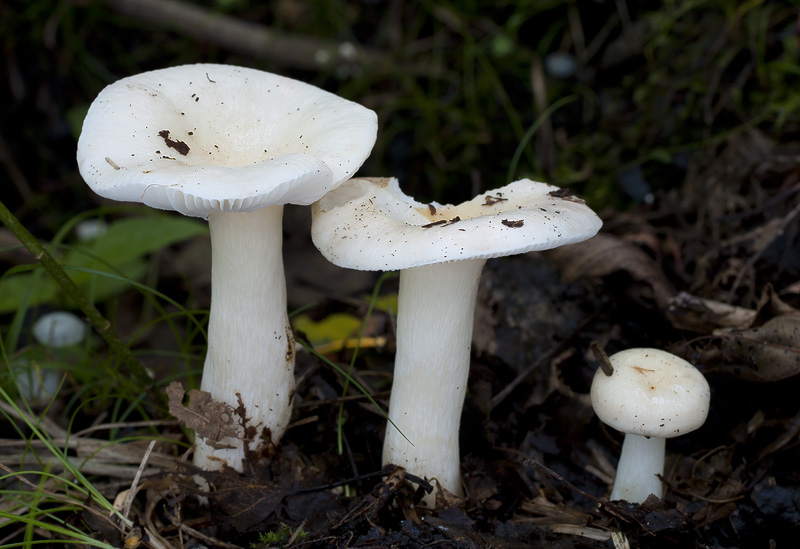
[120,440,157,519]
[103,0,385,72]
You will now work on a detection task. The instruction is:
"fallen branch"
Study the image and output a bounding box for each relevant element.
[103,0,385,72]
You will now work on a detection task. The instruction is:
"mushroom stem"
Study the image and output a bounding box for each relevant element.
[194,205,295,471]
[382,258,485,505]
[610,433,665,502]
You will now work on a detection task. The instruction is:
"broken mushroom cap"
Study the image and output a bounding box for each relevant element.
[77,63,378,216]
[311,177,603,269]
[591,348,711,439]
[311,176,602,505]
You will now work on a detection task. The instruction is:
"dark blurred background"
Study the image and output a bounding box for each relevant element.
[2,0,800,359]
[4,0,799,226]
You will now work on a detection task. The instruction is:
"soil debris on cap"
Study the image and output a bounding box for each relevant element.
[158,129,191,156]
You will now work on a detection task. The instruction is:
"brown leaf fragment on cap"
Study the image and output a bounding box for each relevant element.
[482,194,508,206]
[428,203,436,215]
[421,217,461,229]
[166,381,240,447]
[549,187,586,204]
[421,219,449,229]
[158,129,191,156]
[501,219,524,228]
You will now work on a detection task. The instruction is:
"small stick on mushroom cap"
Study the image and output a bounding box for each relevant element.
[591,341,614,376]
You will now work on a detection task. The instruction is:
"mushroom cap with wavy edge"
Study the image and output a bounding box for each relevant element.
[591,348,711,438]
[312,177,603,270]
[77,63,378,217]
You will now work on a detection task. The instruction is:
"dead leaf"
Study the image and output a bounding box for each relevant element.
[518,494,594,526]
[667,284,799,334]
[546,233,675,310]
[209,475,286,531]
[166,381,240,448]
[719,315,800,382]
[435,481,466,510]
[82,509,123,547]
[749,284,799,328]
[667,292,757,333]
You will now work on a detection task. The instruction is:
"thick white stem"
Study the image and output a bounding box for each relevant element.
[382,259,485,505]
[193,206,295,471]
[610,434,665,503]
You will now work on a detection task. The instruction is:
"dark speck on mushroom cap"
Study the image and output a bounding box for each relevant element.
[311,177,602,271]
[590,348,711,438]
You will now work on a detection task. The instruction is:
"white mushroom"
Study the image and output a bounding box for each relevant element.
[74,219,108,241]
[32,311,88,348]
[16,311,88,405]
[312,177,601,504]
[77,64,377,471]
[590,348,711,503]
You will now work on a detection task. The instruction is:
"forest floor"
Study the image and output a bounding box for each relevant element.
[1,1,799,547]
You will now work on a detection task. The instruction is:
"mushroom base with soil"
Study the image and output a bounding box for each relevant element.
[194,205,295,471]
[382,258,484,505]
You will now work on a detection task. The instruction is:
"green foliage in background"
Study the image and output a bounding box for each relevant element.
[0,214,208,312]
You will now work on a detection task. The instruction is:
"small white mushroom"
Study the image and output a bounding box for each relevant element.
[312,177,602,505]
[77,63,377,471]
[14,360,62,405]
[590,348,711,503]
[74,219,108,241]
[32,311,88,348]
[20,311,87,405]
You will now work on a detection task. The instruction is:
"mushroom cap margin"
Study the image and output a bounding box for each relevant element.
[311,177,603,271]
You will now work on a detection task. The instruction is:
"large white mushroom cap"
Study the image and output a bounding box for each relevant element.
[312,177,603,270]
[591,348,711,438]
[77,64,378,217]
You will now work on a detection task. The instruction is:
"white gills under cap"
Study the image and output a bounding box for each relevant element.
[77,63,378,217]
[591,348,711,438]
[311,177,603,270]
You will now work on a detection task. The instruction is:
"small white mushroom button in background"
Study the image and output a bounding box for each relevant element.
[14,311,89,405]
[32,311,88,348]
